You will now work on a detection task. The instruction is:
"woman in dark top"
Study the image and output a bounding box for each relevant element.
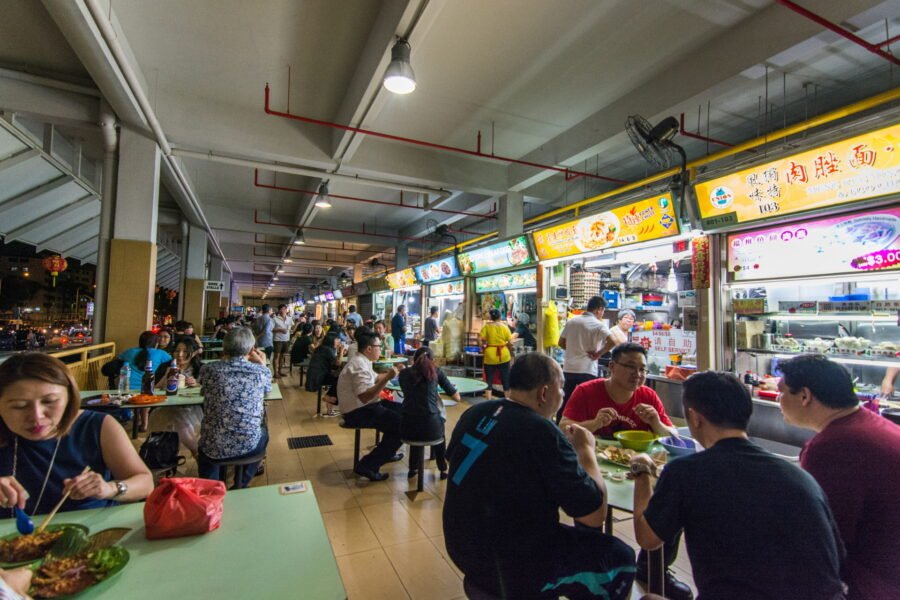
[305,333,345,415]
[290,324,313,366]
[398,347,461,480]
[0,353,152,516]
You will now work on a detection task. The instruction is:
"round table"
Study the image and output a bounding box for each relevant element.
[373,356,409,368]
[387,375,488,407]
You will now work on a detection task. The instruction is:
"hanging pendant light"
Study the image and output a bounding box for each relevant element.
[314,183,332,208]
[383,38,416,94]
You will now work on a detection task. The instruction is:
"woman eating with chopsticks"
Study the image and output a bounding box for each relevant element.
[0,353,152,516]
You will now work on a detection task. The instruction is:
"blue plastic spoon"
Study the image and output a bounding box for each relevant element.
[14,507,34,535]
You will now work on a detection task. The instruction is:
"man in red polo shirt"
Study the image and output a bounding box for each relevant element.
[560,342,689,600]
[560,342,678,439]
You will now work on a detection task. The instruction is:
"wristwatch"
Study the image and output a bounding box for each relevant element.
[112,480,128,499]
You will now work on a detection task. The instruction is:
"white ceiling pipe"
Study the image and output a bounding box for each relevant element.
[83,0,231,274]
[170,148,453,201]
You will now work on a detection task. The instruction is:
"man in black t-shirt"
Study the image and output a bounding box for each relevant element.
[630,371,846,600]
[443,353,635,599]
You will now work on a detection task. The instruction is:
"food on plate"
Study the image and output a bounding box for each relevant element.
[576,213,620,251]
[440,261,452,275]
[430,264,441,279]
[0,530,66,564]
[598,445,636,465]
[458,254,474,275]
[419,268,430,281]
[873,341,899,351]
[127,394,166,405]
[774,337,801,349]
[804,338,833,353]
[833,336,870,351]
[30,546,129,599]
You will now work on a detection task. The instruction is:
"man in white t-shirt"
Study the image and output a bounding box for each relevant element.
[557,295,623,422]
[337,331,405,481]
[272,304,294,377]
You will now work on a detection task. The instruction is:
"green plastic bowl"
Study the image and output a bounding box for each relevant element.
[614,430,656,451]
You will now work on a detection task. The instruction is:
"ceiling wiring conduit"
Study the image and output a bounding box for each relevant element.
[774,0,900,65]
[253,211,457,244]
[424,86,900,259]
[83,0,232,274]
[253,170,496,219]
[264,84,628,185]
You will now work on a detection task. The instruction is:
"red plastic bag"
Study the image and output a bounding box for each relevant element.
[144,477,226,540]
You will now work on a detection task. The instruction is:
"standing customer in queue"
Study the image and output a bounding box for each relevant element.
[398,346,460,480]
[630,371,846,600]
[0,353,153,515]
[423,306,441,347]
[557,296,623,421]
[391,306,407,356]
[345,305,363,328]
[252,303,275,362]
[337,332,405,481]
[271,304,294,378]
[479,308,513,401]
[197,328,271,488]
[443,353,635,599]
[779,354,900,599]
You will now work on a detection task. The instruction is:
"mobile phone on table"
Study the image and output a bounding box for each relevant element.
[279,482,307,495]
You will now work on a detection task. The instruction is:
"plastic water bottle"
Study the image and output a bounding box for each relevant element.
[118,364,131,395]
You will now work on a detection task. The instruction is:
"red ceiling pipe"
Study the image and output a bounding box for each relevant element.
[253,170,497,218]
[679,113,733,147]
[774,0,900,66]
[253,210,455,244]
[252,233,403,253]
[878,33,900,48]
[264,84,628,184]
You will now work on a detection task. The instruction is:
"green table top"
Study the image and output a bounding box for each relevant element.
[0,482,345,599]
[386,376,488,395]
[80,383,283,407]
[373,357,408,365]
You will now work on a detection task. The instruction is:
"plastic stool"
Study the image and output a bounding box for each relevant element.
[205,450,267,490]
[403,437,444,497]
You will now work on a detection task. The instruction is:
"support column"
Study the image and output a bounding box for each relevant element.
[395,244,409,270]
[205,256,223,322]
[221,269,232,313]
[498,191,524,239]
[182,224,208,331]
[352,263,363,283]
[105,127,159,354]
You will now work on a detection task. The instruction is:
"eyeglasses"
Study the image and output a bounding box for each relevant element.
[613,361,648,375]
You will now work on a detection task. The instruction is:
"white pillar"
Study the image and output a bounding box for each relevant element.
[182,225,208,328]
[499,191,524,238]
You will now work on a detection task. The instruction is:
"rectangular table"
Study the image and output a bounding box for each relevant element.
[0,482,346,599]
[81,384,283,437]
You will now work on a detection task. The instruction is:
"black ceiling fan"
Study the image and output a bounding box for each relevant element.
[625,115,689,220]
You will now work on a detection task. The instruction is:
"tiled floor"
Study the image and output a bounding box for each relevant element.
[158,371,697,599]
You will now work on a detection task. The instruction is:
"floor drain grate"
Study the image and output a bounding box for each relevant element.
[287,435,333,449]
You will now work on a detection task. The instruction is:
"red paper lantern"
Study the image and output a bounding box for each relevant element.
[41,255,68,287]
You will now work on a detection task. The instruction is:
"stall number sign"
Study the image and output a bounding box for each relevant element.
[532,195,679,260]
[414,257,460,284]
[695,123,900,229]
[636,329,696,371]
[457,236,532,275]
[727,205,900,281]
[204,280,225,292]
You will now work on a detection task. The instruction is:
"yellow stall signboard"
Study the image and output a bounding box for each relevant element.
[531,195,679,261]
[694,123,900,230]
[385,268,417,289]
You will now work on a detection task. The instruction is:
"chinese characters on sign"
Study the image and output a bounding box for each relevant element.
[695,123,900,229]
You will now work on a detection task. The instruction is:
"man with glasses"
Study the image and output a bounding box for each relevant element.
[336,332,405,481]
[559,342,688,599]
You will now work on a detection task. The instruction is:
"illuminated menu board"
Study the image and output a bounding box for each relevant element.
[457,236,532,275]
[385,268,417,289]
[695,123,900,230]
[428,281,464,297]
[475,269,537,293]
[531,195,679,260]
[727,205,900,281]
[414,257,460,284]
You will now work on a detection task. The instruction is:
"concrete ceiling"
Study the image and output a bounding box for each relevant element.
[0,0,897,299]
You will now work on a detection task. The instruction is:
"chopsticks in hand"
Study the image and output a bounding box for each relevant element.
[36,466,91,534]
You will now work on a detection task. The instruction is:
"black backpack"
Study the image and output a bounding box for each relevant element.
[139,431,185,470]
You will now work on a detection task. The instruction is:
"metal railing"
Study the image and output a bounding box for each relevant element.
[50,342,116,390]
